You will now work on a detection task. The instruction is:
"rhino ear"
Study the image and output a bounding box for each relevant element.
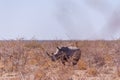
[57,46,60,50]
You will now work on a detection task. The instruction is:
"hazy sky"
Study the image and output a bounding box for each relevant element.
[0,0,120,40]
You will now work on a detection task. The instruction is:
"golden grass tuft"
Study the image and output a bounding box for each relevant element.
[35,70,45,80]
[78,59,87,70]
[104,54,113,64]
[87,67,98,76]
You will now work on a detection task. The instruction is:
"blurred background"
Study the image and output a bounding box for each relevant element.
[0,0,120,40]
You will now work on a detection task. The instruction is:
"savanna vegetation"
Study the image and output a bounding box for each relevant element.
[0,40,120,80]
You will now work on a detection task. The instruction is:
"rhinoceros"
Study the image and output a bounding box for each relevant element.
[46,46,81,65]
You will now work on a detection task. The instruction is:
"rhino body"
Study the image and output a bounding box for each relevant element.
[47,47,81,65]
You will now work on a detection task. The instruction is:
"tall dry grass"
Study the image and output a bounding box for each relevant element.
[0,40,120,80]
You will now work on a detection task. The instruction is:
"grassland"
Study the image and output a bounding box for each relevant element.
[0,40,120,80]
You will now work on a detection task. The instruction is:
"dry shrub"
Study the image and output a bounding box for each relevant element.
[53,40,63,48]
[27,50,36,58]
[42,61,51,69]
[93,54,105,67]
[104,54,113,64]
[117,70,120,77]
[0,42,2,47]
[35,70,45,80]
[4,60,13,72]
[0,60,4,69]
[117,65,120,77]
[87,67,98,76]
[27,59,38,66]
[26,50,39,66]
[39,58,54,70]
[78,59,87,70]
[25,40,42,49]
[98,41,108,49]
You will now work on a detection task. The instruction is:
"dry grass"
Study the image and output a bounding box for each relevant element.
[87,67,98,76]
[0,40,119,80]
[78,59,87,70]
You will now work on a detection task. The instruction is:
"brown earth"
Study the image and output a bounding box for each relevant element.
[0,40,120,80]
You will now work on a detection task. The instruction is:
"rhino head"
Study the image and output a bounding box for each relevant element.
[46,47,64,61]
